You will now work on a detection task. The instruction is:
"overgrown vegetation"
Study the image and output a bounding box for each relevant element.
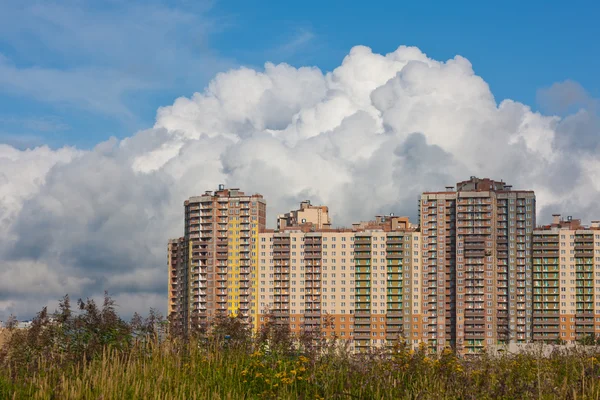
[2,295,600,399]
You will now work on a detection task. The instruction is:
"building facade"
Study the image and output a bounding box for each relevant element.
[169,179,600,352]
[532,215,600,342]
[168,185,267,332]
[277,200,332,230]
[168,237,187,329]
[419,177,535,353]
[256,216,422,352]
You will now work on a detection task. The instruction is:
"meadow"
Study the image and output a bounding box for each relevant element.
[1,295,600,399]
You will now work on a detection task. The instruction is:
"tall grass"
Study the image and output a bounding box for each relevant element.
[3,338,600,399]
[2,295,600,399]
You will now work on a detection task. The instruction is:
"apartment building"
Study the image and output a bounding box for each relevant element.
[532,215,600,342]
[167,179,600,352]
[257,213,423,352]
[277,200,332,230]
[420,177,535,353]
[168,237,187,329]
[168,185,266,332]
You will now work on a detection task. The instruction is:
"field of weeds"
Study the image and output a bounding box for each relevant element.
[1,295,600,399]
[2,339,600,399]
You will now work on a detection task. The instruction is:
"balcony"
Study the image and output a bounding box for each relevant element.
[303,319,320,325]
[354,332,372,340]
[386,237,404,244]
[386,311,403,318]
[386,252,404,259]
[305,251,322,259]
[304,238,322,245]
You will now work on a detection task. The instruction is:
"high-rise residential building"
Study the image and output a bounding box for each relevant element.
[168,237,187,329]
[164,179,600,353]
[168,185,266,333]
[257,212,422,352]
[419,177,535,353]
[277,200,331,230]
[532,215,600,342]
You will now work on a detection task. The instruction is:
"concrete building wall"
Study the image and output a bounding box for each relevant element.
[169,186,266,333]
[421,177,535,353]
[256,214,423,352]
[167,237,186,330]
[533,216,600,343]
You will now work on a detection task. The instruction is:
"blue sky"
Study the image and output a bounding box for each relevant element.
[3,0,600,320]
[0,0,598,149]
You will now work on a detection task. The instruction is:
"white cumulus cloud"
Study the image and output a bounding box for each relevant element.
[0,45,598,321]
